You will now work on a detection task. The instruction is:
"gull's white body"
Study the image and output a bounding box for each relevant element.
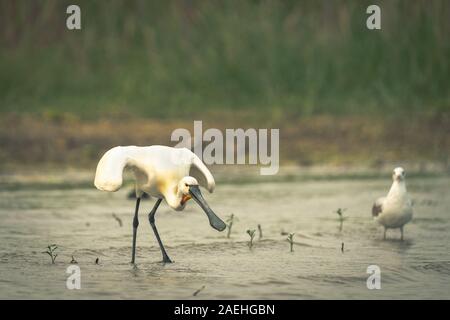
[94,145,215,210]
[372,167,413,239]
[374,184,413,228]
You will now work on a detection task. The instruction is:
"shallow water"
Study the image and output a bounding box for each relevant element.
[0,176,449,299]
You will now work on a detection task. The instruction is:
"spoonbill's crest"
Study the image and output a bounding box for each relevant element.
[94,145,225,264]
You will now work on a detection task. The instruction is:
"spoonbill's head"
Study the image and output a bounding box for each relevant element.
[178,176,226,232]
[178,176,199,197]
[392,167,405,182]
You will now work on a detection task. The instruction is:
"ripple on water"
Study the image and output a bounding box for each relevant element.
[412,261,450,275]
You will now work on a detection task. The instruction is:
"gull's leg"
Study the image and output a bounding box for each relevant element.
[131,197,141,264]
[148,198,172,263]
[400,227,404,241]
[383,227,387,240]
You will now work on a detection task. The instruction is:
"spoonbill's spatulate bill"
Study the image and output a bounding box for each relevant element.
[372,167,413,240]
[94,145,226,263]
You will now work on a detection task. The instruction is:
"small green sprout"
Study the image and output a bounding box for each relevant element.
[335,208,347,220]
[112,213,123,227]
[226,214,238,238]
[287,233,295,252]
[258,224,263,240]
[42,244,58,264]
[335,208,347,231]
[246,229,256,249]
[193,285,206,297]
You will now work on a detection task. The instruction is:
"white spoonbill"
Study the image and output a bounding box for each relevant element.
[372,167,413,240]
[94,145,226,263]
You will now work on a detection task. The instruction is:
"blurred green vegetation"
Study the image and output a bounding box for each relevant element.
[0,0,449,119]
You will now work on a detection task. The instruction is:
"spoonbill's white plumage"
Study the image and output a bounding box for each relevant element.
[372,167,413,240]
[94,145,226,263]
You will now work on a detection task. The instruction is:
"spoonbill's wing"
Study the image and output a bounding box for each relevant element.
[189,152,215,193]
[94,146,147,192]
[372,197,385,217]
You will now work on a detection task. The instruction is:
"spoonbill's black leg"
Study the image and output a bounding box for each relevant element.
[131,197,141,264]
[383,227,387,240]
[400,227,404,241]
[148,198,172,263]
